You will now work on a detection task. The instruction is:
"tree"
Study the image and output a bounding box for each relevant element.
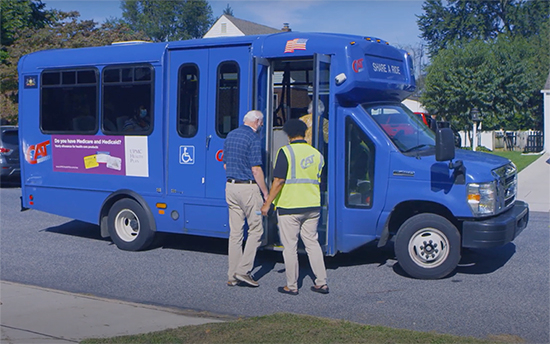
[1,0,52,63]
[0,10,148,122]
[120,0,214,42]
[420,40,493,134]
[223,4,234,16]
[418,0,549,137]
[418,0,550,57]
[421,34,549,135]
[1,0,51,47]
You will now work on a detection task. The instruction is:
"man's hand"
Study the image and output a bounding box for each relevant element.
[260,178,285,216]
[261,202,271,216]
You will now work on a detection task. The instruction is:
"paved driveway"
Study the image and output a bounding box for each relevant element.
[1,186,548,343]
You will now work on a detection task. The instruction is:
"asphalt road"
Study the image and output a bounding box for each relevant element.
[1,185,548,343]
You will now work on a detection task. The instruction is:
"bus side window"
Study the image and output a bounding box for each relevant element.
[102,65,154,135]
[41,69,98,134]
[216,61,239,138]
[177,64,199,138]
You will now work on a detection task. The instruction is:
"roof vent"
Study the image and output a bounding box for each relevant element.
[111,40,151,45]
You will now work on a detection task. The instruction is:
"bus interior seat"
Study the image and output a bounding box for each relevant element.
[116,116,129,131]
[104,119,117,132]
[272,128,289,163]
[181,124,196,137]
[72,116,95,131]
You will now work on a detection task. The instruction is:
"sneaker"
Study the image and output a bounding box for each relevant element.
[234,273,259,287]
[227,279,238,287]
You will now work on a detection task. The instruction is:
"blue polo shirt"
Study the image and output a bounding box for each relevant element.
[223,125,262,180]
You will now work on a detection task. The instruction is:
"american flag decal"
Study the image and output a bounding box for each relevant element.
[284,38,308,53]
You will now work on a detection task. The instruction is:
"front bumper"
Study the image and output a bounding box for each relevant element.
[462,201,529,249]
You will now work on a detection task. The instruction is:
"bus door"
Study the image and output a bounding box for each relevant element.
[167,49,208,200]
[204,45,252,200]
[260,55,332,251]
[334,111,381,253]
[167,45,251,235]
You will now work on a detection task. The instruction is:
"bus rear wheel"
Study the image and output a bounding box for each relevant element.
[108,198,155,251]
[394,213,460,279]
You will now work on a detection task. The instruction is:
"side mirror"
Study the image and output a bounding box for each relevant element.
[435,127,455,162]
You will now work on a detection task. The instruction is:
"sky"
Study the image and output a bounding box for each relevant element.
[43,0,426,47]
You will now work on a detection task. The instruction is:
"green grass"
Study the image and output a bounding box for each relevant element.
[487,150,542,172]
[81,313,522,344]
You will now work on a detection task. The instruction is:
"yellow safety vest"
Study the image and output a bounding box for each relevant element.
[274,143,324,209]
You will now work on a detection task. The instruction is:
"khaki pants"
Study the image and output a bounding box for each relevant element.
[277,210,327,290]
[226,182,264,280]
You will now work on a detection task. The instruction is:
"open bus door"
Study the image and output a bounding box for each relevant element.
[256,54,332,252]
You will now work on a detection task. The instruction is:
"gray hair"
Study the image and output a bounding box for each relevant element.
[308,99,325,115]
[243,110,263,123]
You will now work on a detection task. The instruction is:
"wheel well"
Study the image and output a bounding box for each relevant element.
[99,190,156,238]
[387,201,460,237]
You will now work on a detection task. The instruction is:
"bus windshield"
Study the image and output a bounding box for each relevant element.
[362,103,435,153]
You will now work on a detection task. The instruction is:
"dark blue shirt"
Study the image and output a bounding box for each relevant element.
[223,125,262,180]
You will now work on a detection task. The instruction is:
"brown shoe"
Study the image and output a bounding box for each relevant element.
[234,273,259,287]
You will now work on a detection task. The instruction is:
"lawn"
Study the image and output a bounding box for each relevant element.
[488,150,542,172]
[81,313,518,344]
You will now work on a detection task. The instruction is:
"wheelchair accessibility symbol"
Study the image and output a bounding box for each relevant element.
[179,145,195,164]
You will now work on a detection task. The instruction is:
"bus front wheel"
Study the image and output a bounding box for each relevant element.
[108,198,155,251]
[394,213,460,279]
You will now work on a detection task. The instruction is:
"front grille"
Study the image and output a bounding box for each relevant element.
[492,163,517,212]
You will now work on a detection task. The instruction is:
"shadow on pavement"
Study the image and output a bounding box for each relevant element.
[44,220,106,241]
[0,177,21,188]
[455,243,516,275]
[390,243,516,280]
[43,220,517,279]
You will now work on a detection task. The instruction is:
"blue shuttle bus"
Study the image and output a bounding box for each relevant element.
[18,32,529,279]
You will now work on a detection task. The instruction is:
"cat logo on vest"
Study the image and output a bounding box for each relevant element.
[300,154,315,169]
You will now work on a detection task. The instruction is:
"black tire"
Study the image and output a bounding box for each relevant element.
[394,213,461,279]
[108,198,155,251]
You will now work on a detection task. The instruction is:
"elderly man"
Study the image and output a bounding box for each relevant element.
[223,110,268,287]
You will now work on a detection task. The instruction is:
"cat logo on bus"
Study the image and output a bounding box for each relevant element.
[25,140,51,165]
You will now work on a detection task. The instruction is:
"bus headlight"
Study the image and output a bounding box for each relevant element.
[467,181,497,216]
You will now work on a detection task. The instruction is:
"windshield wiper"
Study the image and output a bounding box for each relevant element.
[403,144,433,153]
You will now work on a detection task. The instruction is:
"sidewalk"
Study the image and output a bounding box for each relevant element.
[0,281,224,343]
[517,152,550,213]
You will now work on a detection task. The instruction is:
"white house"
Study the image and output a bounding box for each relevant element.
[203,15,283,38]
[541,71,550,152]
[402,98,428,114]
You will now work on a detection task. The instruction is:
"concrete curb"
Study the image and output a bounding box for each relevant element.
[1,280,227,343]
[517,152,550,213]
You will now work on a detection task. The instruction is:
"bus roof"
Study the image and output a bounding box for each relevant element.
[18,31,394,71]
[18,31,415,102]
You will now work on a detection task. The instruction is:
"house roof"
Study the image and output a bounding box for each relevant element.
[224,15,281,35]
[545,70,550,90]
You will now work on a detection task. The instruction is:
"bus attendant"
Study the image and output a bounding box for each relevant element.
[261,119,329,295]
